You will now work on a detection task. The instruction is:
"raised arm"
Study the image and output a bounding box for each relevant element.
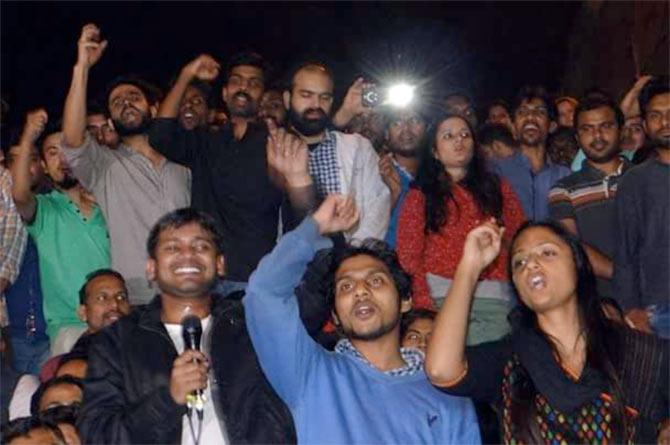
[10,109,47,221]
[158,54,220,119]
[425,220,504,385]
[63,24,108,149]
[266,118,316,220]
[244,195,358,407]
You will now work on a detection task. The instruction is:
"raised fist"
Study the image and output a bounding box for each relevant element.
[182,54,220,82]
[313,194,359,235]
[77,23,108,68]
[20,109,48,145]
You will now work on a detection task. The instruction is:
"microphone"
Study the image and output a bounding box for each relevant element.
[181,315,206,412]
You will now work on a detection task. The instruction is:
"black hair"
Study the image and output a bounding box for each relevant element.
[381,105,431,131]
[1,416,64,444]
[512,85,557,121]
[546,126,579,166]
[286,60,334,92]
[477,123,516,148]
[224,51,269,84]
[506,221,628,443]
[415,113,503,233]
[326,239,412,308]
[487,98,511,114]
[400,308,436,338]
[86,100,106,117]
[574,93,624,128]
[146,207,224,259]
[35,119,62,160]
[104,75,162,111]
[78,268,126,305]
[39,404,80,426]
[30,376,84,415]
[639,75,670,118]
[187,79,214,108]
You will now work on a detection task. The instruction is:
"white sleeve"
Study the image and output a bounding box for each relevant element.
[9,374,40,420]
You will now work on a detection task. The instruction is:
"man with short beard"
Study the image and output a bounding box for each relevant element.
[614,76,670,337]
[151,54,316,296]
[10,109,110,349]
[61,24,191,305]
[378,107,427,248]
[244,195,480,443]
[548,94,633,299]
[283,62,390,241]
[493,85,570,220]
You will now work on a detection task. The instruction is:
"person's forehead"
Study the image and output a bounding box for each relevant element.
[577,106,616,124]
[158,222,213,243]
[43,132,62,148]
[512,227,565,253]
[389,110,424,124]
[109,84,145,101]
[229,64,264,80]
[335,254,390,278]
[294,68,333,91]
[87,274,124,294]
[87,113,107,125]
[647,92,670,110]
[185,86,206,100]
[519,97,548,109]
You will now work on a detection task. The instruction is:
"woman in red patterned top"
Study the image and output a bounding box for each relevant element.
[397,114,525,344]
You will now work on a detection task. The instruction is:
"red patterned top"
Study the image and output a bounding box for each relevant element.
[396,180,526,309]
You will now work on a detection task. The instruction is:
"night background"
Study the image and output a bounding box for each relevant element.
[1,1,667,134]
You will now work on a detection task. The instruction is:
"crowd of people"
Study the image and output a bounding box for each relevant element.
[0,22,668,445]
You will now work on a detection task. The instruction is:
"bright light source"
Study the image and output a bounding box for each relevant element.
[387,83,414,107]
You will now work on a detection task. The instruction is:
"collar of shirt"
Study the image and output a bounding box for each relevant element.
[580,156,630,179]
[391,158,414,181]
[334,338,424,377]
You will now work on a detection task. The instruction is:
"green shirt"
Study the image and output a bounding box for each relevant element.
[27,190,110,339]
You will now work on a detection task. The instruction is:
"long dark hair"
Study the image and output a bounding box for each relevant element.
[506,221,628,443]
[415,113,503,233]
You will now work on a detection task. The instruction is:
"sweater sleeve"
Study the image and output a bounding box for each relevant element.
[396,189,433,309]
[548,178,576,222]
[243,217,333,409]
[613,172,641,310]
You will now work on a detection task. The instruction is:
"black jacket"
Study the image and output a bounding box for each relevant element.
[77,295,296,444]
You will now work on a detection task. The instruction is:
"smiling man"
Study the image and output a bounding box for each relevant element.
[78,208,295,444]
[491,85,570,220]
[244,195,480,444]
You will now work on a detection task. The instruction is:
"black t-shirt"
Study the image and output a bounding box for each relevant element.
[149,119,283,281]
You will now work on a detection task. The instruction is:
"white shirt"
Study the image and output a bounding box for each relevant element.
[164,316,228,445]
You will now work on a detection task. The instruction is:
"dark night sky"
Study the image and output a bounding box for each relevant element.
[1,1,581,130]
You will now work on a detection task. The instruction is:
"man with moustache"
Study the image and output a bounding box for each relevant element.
[259,88,287,127]
[61,24,191,305]
[283,62,390,241]
[378,107,428,248]
[151,54,315,295]
[86,102,119,149]
[548,94,632,299]
[78,208,295,444]
[244,195,480,443]
[491,85,570,220]
[10,109,110,350]
[614,76,670,337]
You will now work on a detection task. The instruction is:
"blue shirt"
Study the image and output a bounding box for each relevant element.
[384,161,413,249]
[244,218,481,444]
[5,236,48,341]
[491,152,570,220]
[571,148,635,172]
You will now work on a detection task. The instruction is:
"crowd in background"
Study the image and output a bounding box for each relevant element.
[0,22,668,445]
